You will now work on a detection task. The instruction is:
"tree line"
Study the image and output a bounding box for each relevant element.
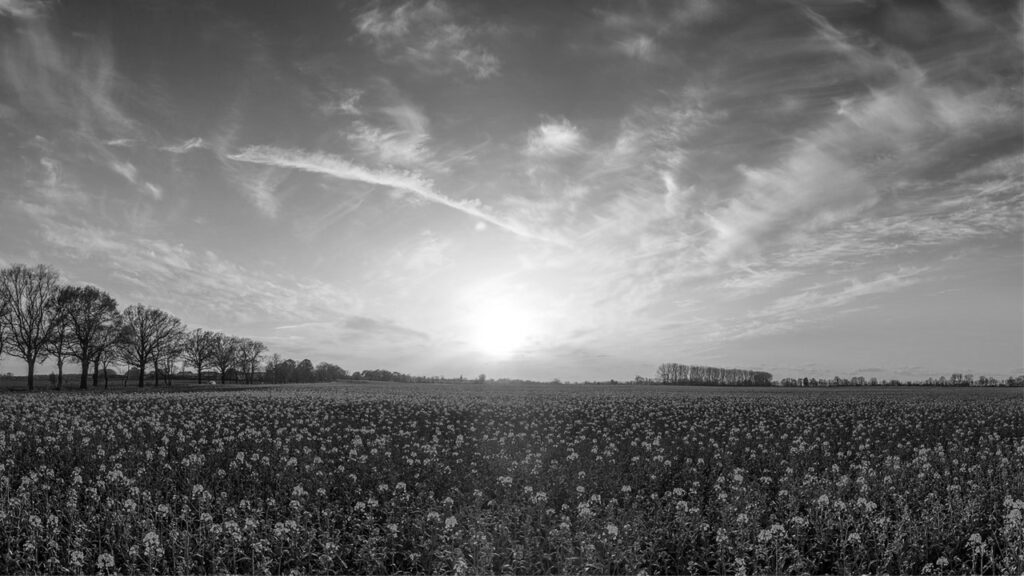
[655,363,773,386]
[0,263,272,390]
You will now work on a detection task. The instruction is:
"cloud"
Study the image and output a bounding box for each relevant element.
[320,88,363,116]
[348,103,433,168]
[355,0,500,79]
[227,145,566,244]
[225,164,282,218]
[616,35,656,61]
[734,268,928,339]
[0,0,45,19]
[110,160,137,184]
[161,137,207,154]
[701,8,1019,265]
[597,1,719,62]
[525,118,585,158]
[23,215,379,344]
[142,182,162,200]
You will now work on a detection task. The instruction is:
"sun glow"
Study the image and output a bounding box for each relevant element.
[467,296,538,357]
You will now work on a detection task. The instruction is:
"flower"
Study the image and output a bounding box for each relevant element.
[69,551,85,566]
[96,553,115,570]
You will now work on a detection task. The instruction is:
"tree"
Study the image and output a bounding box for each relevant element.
[294,359,315,383]
[236,338,267,384]
[152,325,185,386]
[182,329,216,385]
[57,285,119,390]
[210,333,240,384]
[314,362,347,382]
[264,353,283,383]
[117,304,183,388]
[95,324,121,389]
[0,288,9,361]
[0,264,63,390]
[43,306,74,390]
[271,357,296,383]
[92,320,122,389]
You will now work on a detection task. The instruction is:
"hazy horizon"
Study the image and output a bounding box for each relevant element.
[1,0,1021,382]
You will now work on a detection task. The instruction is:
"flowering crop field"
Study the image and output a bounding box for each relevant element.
[1,384,1022,575]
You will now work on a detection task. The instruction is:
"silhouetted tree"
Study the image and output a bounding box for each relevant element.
[0,287,9,361]
[210,333,240,384]
[57,285,119,390]
[182,329,216,385]
[236,338,267,384]
[295,359,315,383]
[92,322,121,389]
[43,306,74,390]
[314,362,347,382]
[0,264,63,390]
[118,304,183,388]
[152,325,185,386]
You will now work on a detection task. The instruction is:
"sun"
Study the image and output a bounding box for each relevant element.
[467,297,537,357]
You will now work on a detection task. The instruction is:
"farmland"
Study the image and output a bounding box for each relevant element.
[0,383,1021,575]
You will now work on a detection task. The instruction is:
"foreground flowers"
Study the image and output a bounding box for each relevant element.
[0,384,1020,574]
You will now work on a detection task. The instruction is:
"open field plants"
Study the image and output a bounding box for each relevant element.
[0,384,1021,575]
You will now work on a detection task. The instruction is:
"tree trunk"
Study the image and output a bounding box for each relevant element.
[93,357,100,388]
[26,359,34,391]
[103,364,110,389]
[56,359,64,390]
[196,363,202,386]
[138,365,146,388]
[80,350,90,389]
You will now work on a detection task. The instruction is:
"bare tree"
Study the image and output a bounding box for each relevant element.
[92,320,122,389]
[0,288,9,361]
[264,353,282,383]
[152,325,185,386]
[43,308,74,390]
[57,285,119,390]
[210,333,240,384]
[236,338,267,384]
[181,328,216,385]
[0,264,63,390]
[118,304,183,388]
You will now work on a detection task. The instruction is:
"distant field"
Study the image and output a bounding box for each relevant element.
[0,383,1021,574]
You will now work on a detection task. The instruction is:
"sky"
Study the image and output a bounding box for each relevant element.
[0,0,1021,382]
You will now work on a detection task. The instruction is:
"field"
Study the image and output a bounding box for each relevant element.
[0,383,1021,575]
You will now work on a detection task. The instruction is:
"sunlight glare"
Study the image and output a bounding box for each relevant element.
[468,297,537,357]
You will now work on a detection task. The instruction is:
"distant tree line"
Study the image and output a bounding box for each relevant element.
[263,355,347,384]
[776,374,1024,387]
[655,363,773,386]
[0,263,273,390]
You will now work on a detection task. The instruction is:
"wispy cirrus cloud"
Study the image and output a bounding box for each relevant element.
[355,0,499,79]
[320,88,363,116]
[110,160,138,184]
[0,0,45,19]
[701,7,1019,265]
[227,145,566,245]
[615,35,656,61]
[161,137,206,154]
[734,268,927,339]
[597,0,720,62]
[348,103,434,168]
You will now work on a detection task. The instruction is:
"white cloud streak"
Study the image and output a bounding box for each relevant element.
[161,137,206,154]
[227,146,566,245]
